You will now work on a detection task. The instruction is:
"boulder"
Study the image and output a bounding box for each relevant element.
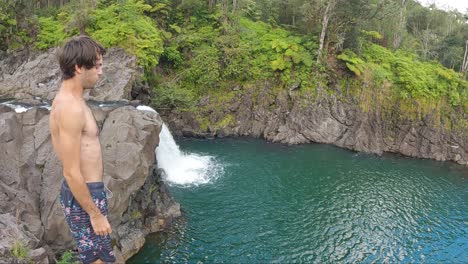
[0,47,139,101]
[0,213,48,264]
[0,104,180,262]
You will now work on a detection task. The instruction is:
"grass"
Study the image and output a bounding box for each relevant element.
[10,240,30,262]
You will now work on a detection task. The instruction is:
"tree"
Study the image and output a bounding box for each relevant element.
[393,0,407,49]
[317,0,337,63]
[461,40,468,78]
[0,0,36,51]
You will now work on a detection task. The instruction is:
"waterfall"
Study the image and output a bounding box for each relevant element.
[1,102,220,186]
[1,101,37,112]
[137,106,222,186]
[1,99,51,112]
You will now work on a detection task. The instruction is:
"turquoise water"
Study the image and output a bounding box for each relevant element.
[129,138,467,263]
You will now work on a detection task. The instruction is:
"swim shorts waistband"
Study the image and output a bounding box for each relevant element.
[61,180,104,193]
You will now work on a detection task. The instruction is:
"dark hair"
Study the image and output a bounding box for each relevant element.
[58,35,106,80]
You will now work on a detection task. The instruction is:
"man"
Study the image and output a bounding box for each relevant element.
[49,36,116,264]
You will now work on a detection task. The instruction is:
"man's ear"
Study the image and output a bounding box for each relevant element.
[74,64,82,75]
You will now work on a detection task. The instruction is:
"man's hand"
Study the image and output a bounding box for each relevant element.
[90,213,112,236]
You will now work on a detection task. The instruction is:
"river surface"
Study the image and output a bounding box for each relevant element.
[129,137,467,263]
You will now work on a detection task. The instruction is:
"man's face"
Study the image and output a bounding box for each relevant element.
[80,55,103,90]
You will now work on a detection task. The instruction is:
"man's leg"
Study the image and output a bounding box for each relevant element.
[60,181,116,264]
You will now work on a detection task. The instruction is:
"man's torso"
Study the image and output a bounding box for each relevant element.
[49,93,103,182]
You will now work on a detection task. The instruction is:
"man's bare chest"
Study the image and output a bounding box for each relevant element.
[82,107,100,137]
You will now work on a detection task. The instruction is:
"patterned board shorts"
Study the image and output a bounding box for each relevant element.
[60,181,116,264]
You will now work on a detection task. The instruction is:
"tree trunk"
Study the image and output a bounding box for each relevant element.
[461,40,468,78]
[393,0,407,49]
[208,0,215,10]
[232,0,237,13]
[317,0,337,63]
[221,0,228,33]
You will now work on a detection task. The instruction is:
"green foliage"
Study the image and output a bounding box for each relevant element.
[57,250,79,264]
[158,15,317,101]
[216,32,252,81]
[338,42,467,107]
[130,210,142,220]
[161,43,183,68]
[360,30,383,41]
[90,0,164,70]
[151,83,195,110]
[184,44,221,91]
[177,25,220,49]
[337,50,365,76]
[23,0,466,127]
[238,17,315,82]
[0,0,35,51]
[36,17,67,50]
[35,0,164,69]
[10,241,29,262]
[196,115,210,131]
[59,0,96,35]
[214,114,235,129]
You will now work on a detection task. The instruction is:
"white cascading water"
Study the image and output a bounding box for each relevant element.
[2,102,30,113]
[1,103,218,185]
[137,105,222,186]
[1,100,51,112]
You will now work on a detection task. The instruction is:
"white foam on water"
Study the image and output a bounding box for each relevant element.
[136,105,157,112]
[156,124,223,186]
[2,102,29,113]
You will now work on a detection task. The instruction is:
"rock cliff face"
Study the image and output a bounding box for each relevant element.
[0,47,180,263]
[0,104,180,263]
[164,86,467,165]
[0,47,140,101]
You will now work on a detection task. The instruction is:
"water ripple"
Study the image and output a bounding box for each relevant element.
[129,139,468,264]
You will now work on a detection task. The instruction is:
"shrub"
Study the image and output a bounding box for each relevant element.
[10,240,29,262]
[338,41,467,108]
[57,250,79,264]
[36,16,67,50]
[89,0,164,70]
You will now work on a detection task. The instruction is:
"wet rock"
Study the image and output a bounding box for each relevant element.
[130,100,141,107]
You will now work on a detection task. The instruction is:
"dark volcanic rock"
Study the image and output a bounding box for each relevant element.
[0,47,139,101]
[0,105,180,263]
[0,213,48,264]
[164,87,467,165]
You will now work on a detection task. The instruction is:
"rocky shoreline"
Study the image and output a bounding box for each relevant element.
[163,85,467,166]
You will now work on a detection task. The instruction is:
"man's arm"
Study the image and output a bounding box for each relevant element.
[58,104,111,236]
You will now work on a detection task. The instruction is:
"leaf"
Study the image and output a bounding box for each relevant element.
[161,30,172,39]
[271,56,286,71]
[170,24,181,34]
[302,56,313,67]
[149,3,167,12]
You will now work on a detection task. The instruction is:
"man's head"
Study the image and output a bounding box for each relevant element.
[58,35,106,89]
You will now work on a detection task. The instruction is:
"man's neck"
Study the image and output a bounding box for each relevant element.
[61,78,84,101]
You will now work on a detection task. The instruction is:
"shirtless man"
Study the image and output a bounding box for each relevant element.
[49,36,115,264]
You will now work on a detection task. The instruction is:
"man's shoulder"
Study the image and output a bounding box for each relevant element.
[52,97,86,125]
[53,96,85,114]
